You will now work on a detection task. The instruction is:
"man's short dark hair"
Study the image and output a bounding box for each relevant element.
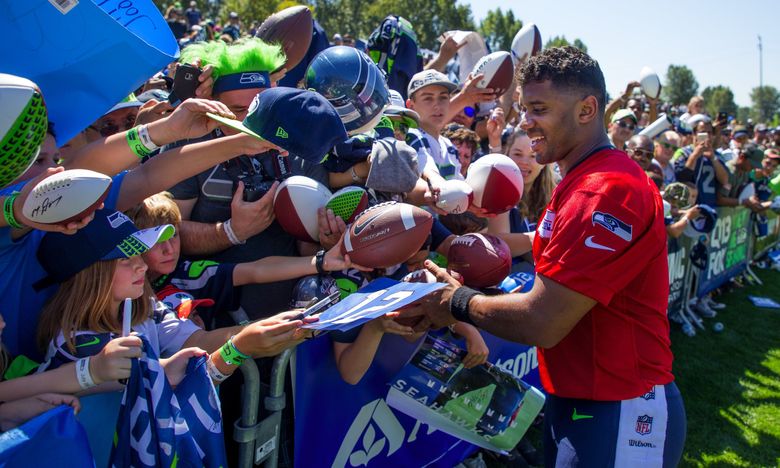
[518,46,607,113]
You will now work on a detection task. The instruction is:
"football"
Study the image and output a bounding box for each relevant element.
[465,153,524,215]
[255,5,313,72]
[447,233,512,288]
[342,201,433,269]
[273,176,332,243]
[326,186,369,224]
[21,169,112,225]
[510,23,542,65]
[0,73,47,189]
[639,66,662,100]
[436,179,473,214]
[401,268,437,283]
[471,51,513,97]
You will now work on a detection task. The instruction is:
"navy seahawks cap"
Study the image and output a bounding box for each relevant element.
[207,87,348,163]
[35,209,174,289]
[683,204,718,238]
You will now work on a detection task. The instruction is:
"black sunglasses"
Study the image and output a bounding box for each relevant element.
[617,120,636,131]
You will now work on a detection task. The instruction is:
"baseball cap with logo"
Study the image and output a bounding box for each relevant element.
[35,209,174,288]
[407,70,457,98]
[207,87,348,163]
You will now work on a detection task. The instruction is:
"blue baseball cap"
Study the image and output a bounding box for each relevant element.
[36,209,174,288]
[207,87,348,163]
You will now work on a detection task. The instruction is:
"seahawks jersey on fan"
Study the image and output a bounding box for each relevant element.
[406,128,463,180]
[153,259,239,330]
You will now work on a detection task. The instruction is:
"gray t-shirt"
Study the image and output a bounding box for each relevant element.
[166,131,328,320]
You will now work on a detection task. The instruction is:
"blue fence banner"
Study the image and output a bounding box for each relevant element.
[0,0,179,145]
[0,405,94,467]
[109,337,226,468]
[294,329,541,467]
[667,236,692,314]
[386,335,545,452]
[697,207,752,295]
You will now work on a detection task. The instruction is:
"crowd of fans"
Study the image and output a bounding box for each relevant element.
[0,2,778,466]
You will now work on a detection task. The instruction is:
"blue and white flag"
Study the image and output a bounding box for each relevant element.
[109,337,226,468]
[0,405,94,467]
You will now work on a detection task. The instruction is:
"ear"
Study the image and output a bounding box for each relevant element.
[577,95,599,125]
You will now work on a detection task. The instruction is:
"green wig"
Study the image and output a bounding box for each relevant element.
[179,37,286,81]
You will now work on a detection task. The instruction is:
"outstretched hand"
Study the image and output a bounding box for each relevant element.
[394,260,462,332]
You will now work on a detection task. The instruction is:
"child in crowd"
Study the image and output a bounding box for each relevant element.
[128,192,360,329]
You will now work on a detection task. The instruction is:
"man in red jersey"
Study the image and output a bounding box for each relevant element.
[400,47,685,467]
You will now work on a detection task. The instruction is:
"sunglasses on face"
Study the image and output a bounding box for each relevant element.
[658,141,679,151]
[617,120,636,131]
[92,116,137,137]
[629,148,654,159]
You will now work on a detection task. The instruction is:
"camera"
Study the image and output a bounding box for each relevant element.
[235,173,275,202]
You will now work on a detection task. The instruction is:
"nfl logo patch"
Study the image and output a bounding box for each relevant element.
[635,415,653,435]
[641,388,656,400]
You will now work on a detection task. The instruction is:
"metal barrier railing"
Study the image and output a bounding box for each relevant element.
[234,349,293,467]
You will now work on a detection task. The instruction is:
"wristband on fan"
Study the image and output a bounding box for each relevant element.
[3,193,23,229]
[206,357,230,383]
[75,356,97,390]
[126,126,152,159]
[137,124,160,152]
[223,219,245,245]
[449,286,482,326]
[219,337,250,366]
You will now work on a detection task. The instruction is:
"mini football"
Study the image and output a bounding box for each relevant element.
[471,51,513,97]
[465,153,523,215]
[342,201,433,269]
[274,175,332,243]
[326,186,369,224]
[511,23,542,65]
[255,5,313,72]
[436,179,473,214]
[447,233,512,288]
[21,169,112,224]
[639,66,662,100]
[0,73,47,189]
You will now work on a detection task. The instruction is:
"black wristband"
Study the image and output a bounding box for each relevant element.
[450,286,482,326]
[315,249,326,275]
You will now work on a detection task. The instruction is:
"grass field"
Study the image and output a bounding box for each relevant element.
[672,267,780,467]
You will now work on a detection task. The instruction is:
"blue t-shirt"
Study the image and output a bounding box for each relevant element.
[0,171,126,360]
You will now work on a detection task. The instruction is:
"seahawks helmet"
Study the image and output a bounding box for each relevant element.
[305,46,390,136]
[291,274,339,308]
[0,73,47,188]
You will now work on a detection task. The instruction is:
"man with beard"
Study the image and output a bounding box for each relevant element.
[400,47,686,467]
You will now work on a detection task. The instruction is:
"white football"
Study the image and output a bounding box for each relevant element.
[639,66,662,100]
[511,23,542,65]
[436,179,473,214]
[21,169,112,224]
[465,154,524,215]
[273,176,332,242]
[471,51,513,97]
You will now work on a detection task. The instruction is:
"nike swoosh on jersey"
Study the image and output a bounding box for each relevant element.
[75,336,102,348]
[572,408,594,421]
[585,236,615,252]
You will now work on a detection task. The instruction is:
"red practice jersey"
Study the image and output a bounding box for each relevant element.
[533,148,674,400]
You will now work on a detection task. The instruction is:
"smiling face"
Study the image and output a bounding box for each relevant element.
[111,255,148,304]
[507,132,542,189]
[519,80,584,168]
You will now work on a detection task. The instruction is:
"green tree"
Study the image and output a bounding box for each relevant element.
[737,106,752,124]
[663,65,698,106]
[701,85,737,118]
[544,35,588,53]
[750,85,780,122]
[478,8,522,52]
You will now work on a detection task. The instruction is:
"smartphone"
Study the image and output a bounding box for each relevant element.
[169,63,202,106]
[696,132,709,144]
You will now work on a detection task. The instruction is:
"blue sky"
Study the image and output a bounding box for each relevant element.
[466,0,779,107]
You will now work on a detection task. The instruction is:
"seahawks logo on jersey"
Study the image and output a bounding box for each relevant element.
[591,211,632,242]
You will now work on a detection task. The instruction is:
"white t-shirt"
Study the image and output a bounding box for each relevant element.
[406,128,464,180]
